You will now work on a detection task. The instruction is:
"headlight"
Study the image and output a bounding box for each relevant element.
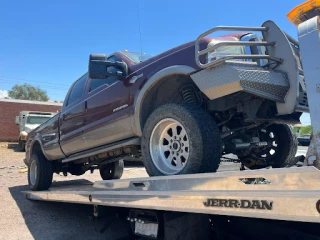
[207,40,245,63]
[20,131,28,140]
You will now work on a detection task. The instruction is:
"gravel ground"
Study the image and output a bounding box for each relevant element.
[0,142,148,240]
[0,142,308,240]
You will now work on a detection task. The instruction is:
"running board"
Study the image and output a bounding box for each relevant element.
[61,137,141,163]
[24,167,320,223]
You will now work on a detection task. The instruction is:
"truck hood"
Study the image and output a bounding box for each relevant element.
[23,124,40,133]
[126,32,249,72]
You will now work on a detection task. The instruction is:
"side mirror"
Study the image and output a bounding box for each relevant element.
[15,116,19,125]
[88,54,128,80]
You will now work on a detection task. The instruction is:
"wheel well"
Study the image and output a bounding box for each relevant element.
[139,74,202,130]
[31,141,42,155]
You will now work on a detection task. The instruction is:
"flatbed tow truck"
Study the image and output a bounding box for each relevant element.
[24,2,320,239]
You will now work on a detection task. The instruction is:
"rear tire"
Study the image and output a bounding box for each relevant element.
[99,160,124,180]
[28,152,53,191]
[142,103,221,176]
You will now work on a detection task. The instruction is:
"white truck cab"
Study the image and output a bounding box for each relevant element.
[15,111,56,151]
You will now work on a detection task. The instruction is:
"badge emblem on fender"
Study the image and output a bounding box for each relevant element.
[113,104,129,112]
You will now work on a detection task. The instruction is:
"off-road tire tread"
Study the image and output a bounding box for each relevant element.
[271,124,298,167]
[142,103,221,176]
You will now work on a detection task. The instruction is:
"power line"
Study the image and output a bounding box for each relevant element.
[0,75,71,87]
[0,79,70,90]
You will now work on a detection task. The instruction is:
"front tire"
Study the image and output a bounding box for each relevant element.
[241,124,298,169]
[99,160,124,180]
[142,103,221,176]
[19,138,25,152]
[28,152,53,191]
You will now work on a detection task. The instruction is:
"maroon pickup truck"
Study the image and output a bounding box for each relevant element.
[26,20,307,191]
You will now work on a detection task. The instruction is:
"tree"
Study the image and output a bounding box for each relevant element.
[8,83,49,101]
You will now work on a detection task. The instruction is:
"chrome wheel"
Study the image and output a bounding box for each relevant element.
[30,160,37,186]
[149,118,190,174]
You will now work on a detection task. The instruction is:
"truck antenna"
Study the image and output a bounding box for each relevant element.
[136,0,143,55]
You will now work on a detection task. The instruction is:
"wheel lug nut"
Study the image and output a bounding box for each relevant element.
[182,143,184,146]
[181,150,183,153]
[170,146,172,149]
[170,140,173,143]
[172,151,174,154]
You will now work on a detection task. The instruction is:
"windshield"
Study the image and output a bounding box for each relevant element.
[26,116,51,125]
[121,51,152,63]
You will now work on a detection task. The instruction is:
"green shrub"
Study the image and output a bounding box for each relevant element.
[300,125,312,136]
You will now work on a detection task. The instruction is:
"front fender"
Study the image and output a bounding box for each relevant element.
[133,65,196,136]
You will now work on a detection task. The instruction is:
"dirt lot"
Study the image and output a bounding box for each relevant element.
[0,142,148,240]
[0,142,308,240]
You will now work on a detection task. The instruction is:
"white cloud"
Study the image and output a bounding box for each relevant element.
[0,90,9,98]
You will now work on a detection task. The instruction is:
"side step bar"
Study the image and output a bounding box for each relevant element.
[61,137,140,163]
[25,167,320,223]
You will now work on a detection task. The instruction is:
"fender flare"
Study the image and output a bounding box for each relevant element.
[133,65,196,136]
[26,134,49,165]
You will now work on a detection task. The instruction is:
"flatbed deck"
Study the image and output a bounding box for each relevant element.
[25,167,320,223]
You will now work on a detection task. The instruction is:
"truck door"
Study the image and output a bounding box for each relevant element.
[82,55,132,149]
[59,74,87,156]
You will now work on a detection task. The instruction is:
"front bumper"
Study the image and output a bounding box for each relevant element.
[191,61,290,103]
[191,61,309,115]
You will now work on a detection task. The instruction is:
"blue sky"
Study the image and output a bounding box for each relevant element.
[0,0,310,124]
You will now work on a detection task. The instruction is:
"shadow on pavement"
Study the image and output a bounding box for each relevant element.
[124,161,144,167]
[9,180,105,240]
[7,143,22,153]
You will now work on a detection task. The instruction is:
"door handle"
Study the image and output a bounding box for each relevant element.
[42,133,57,141]
[84,101,88,112]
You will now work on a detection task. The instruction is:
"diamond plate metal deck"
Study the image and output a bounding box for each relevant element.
[191,62,289,102]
